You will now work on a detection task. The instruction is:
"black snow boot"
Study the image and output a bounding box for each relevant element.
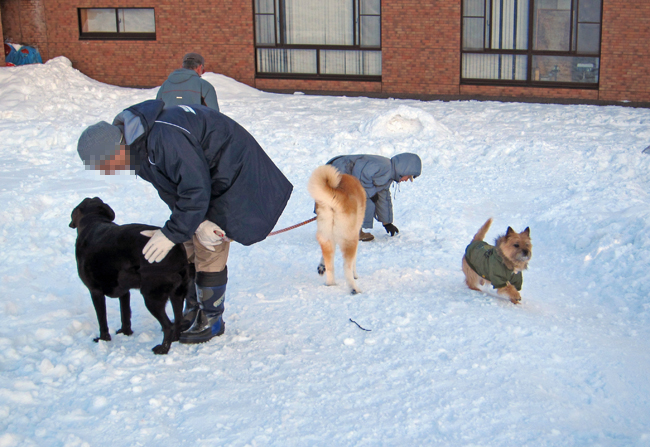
[180,263,200,332]
[179,268,227,344]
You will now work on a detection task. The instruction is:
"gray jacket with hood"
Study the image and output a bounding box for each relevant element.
[327,153,422,226]
[156,68,219,111]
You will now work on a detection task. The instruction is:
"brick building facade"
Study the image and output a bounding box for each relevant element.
[1,0,649,103]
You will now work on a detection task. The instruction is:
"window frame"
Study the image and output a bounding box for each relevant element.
[78,7,156,41]
[253,0,382,81]
[460,0,603,89]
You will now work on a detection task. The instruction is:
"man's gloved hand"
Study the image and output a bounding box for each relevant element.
[195,220,225,251]
[141,229,175,263]
[383,223,399,236]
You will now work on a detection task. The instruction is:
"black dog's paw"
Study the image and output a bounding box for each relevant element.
[317,263,326,276]
[152,344,170,355]
[93,333,111,343]
[117,327,133,336]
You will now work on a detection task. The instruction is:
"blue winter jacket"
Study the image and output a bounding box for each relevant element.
[113,100,292,246]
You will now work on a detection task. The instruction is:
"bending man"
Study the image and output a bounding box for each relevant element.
[77,100,293,343]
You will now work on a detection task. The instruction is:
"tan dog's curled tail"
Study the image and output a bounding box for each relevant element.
[307,165,343,207]
[473,217,493,242]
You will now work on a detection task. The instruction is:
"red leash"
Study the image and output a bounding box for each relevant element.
[268,217,316,236]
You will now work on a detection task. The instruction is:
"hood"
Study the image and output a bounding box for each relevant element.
[165,68,200,84]
[112,99,165,174]
[391,153,422,181]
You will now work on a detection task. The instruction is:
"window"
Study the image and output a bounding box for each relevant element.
[78,8,156,40]
[254,0,381,79]
[461,0,602,87]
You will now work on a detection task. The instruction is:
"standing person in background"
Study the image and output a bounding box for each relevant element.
[327,153,422,242]
[156,52,219,111]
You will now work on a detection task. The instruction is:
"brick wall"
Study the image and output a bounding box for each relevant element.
[1,0,48,57]
[599,0,650,102]
[15,0,256,88]
[381,0,461,96]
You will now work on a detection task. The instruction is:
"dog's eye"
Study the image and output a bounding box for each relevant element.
[514,244,520,248]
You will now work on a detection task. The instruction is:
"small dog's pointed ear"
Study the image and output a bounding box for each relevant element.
[522,227,530,236]
[506,227,515,237]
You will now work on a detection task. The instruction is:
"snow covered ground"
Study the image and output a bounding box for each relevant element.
[1,57,650,446]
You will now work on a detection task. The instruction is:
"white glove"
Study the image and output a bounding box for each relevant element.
[195,220,226,251]
[141,229,175,263]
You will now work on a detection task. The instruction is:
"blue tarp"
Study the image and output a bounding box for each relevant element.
[4,43,42,66]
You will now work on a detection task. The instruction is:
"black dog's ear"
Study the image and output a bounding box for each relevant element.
[98,201,116,222]
[87,197,116,222]
[70,197,116,228]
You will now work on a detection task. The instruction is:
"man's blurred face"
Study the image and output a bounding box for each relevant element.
[96,146,131,175]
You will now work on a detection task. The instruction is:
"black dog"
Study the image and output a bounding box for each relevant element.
[69,197,189,354]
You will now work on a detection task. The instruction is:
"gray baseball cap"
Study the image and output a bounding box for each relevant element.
[182,52,205,68]
[77,121,123,168]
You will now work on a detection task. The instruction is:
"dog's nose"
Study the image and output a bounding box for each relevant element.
[522,249,529,257]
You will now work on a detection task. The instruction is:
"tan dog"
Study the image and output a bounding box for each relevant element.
[307,165,366,294]
[462,218,532,304]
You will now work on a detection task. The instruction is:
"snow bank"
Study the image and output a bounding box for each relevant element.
[1,59,650,446]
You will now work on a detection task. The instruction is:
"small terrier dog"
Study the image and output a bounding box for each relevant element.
[462,218,532,304]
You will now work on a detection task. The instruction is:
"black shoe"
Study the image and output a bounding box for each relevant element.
[180,304,200,332]
[179,310,225,344]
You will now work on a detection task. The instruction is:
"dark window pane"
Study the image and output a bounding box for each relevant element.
[255,0,275,14]
[577,23,600,54]
[534,9,571,51]
[533,55,599,83]
[257,48,317,73]
[464,0,485,17]
[360,15,381,47]
[463,17,485,49]
[284,0,354,45]
[256,15,276,44]
[118,9,155,33]
[579,0,601,22]
[462,53,527,80]
[320,50,381,75]
[360,0,380,15]
[490,0,529,50]
[81,9,117,33]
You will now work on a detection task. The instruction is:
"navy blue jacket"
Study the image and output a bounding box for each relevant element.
[113,100,293,246]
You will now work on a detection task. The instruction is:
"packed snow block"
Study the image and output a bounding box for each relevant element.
[4,43,43,66]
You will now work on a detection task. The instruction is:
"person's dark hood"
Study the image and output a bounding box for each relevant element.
[165,68,200,84]
[391,153,422,181]
[112,100,165,174]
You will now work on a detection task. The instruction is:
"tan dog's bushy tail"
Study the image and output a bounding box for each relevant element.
[472,218,493,242]
[307,165,342,208]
